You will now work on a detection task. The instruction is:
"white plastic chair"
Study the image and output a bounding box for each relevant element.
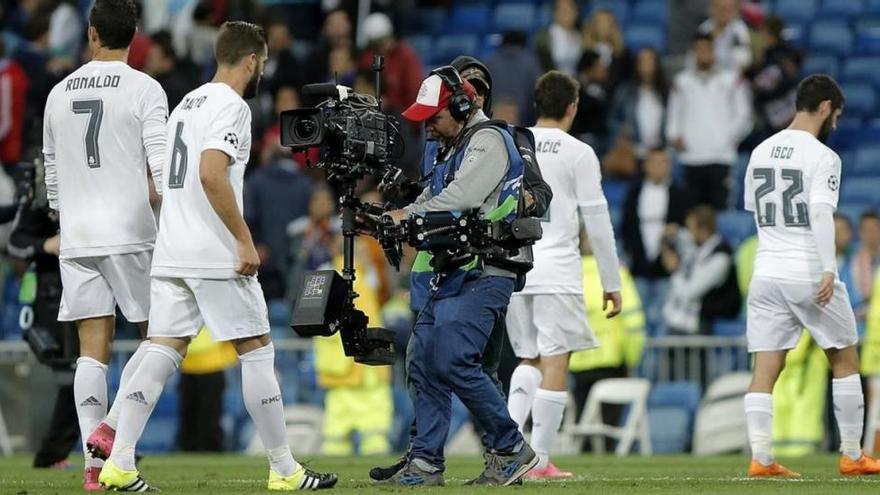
[692,372,751,455]
[569,378,652,456]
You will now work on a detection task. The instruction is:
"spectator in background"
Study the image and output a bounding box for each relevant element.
[610,47,668,163]
[697,0,752,73]
[262,19,302,95]
[621,148,690,335]
[485,31,543,126]
[534,0,582,76]
[145,31,198,109]
[663,205,742,336]
[747,15,802,134]
[0,38,29,167]
[852,212,880,334]
[667,33,752,210]
[47,0,83,65]
[570,235,645,448]
[835,214,864,337]
[581,8,628,91]
[177,328,237,452]
[305,9,352,84]
[570,50,612,157]
[357,12,423,116]
[328,45,357,87]
[288,186,340,301]
[246,87,314,301]
[185,2,219,68]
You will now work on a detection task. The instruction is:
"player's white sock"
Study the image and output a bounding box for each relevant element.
[832,374,864,461]
[109,343,181,471]
[507,365,543,433]
[74,357,108,469]
[531,388,567,469]
[240,343,298,477]
[105,340,150,430]
[744,392,774,465]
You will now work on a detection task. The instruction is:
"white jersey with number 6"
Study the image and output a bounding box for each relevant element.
[42,60,168,259]
[151,82,251,279]
[744,129,842,284]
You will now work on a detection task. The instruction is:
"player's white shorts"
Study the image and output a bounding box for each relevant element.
[58,251,152,322]
[148,276,270,342]
[746,276,858,352]
[506,293,597,358]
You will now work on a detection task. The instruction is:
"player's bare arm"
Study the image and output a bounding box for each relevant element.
[199,149,259,276]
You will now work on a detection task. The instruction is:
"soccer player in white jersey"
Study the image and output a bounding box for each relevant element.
[506,71,622,478]
[743,74,880,477]
[41,0,167,489]
[96,21,337,492]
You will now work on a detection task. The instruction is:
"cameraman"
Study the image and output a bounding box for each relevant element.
[372,55,552,482]
[7,160,78,468]
[378,67,536,486]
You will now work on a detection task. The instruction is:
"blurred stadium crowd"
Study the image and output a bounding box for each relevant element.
[3,0,880,462]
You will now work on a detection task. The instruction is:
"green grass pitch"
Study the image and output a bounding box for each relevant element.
[4,454,880,494]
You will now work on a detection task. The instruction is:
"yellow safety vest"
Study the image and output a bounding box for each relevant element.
[570,256,646,372]
[861,266,880,374]
[314,256,391,388]
[180,327,238,374]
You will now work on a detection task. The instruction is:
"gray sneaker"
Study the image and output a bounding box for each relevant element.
[375,459,445,487]
[466,443,538,486]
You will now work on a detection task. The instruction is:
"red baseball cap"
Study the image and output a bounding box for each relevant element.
[402,73,477,122]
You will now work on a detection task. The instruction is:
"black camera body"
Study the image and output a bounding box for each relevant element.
[280,86,397,183]
[282,75,401,366]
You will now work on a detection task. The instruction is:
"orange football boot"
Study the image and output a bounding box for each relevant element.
[840,453,880,476]
[748,460,801,478]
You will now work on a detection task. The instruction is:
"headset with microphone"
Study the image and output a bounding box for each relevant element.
[430,65,473,122]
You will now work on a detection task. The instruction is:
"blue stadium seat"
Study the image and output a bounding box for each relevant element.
[801,54,840,77]
[773,0,819,23]
[829,118,864,150]
[432,34,480,66]
[838,203,872,224]
[624,23,667,53]
[649,381,702,410]
[630,1,668,24]
[712,318,746,336]
[854,145,880,177]
[586,0,631,23]
[648,408,691,453]
[840,81,877,117]
[717,210,756,247]
[493,3,537,33]
[447,5,492,35]
[855,18,880,54]
[842,57,880,85]
[602,180,629,208]
[648,381,702,454]
[405,35,433,65]
[819,0,865,19]
[782,22,808,47]
[809,21,854,55]
[869,0,880,14]
[841,178,880,205]
[413,8,447,36]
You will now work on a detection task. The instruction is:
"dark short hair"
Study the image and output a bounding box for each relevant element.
[763,15,785,40]
[577,50,601,74]
[834,212,853,229]
[860,211,880,224]
[149,30,176,61]
[693,32,714,45]
[89,0,138,50]
[687,205,717,232]
[795,74,845,112]
[534,70,580,120]
[215,21,266,66]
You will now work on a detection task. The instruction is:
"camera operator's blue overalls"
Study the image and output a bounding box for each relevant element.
[407,123,525,470]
